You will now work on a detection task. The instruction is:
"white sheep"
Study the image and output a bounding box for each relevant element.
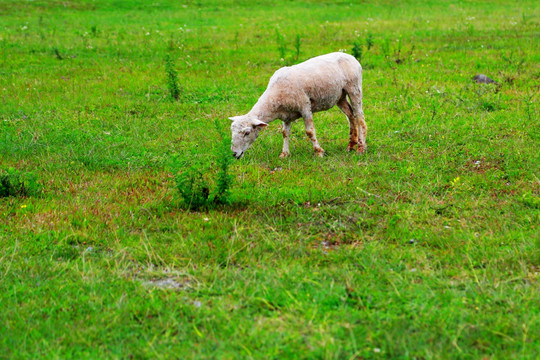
[230,52,366,159]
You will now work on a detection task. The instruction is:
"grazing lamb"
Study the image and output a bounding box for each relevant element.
[230,52,366,159]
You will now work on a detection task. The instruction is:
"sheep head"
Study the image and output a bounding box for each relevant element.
[229,115,267,159]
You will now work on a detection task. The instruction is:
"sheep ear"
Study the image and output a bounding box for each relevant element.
[252,119,268,128]
[229,116,241,122]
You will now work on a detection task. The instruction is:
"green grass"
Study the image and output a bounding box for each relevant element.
[1,0,539,358]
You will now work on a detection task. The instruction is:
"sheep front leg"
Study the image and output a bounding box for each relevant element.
[303,115,324,157]
[279,121,291,158]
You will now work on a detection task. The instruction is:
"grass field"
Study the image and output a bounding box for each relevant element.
[1,0,539,358]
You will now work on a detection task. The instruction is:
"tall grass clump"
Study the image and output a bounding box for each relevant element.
[164,53,180,100]
[0,168,42,198]
[275,30,302,64]
[275,28,287,60]
[352,39,363,62]
[365,31,374,50]
[173,121,234,210]
[294,34,301,60]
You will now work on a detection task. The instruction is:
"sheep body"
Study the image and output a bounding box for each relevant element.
[230,52,366,158]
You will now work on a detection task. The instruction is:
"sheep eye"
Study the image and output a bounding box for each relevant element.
[243,131,250,137]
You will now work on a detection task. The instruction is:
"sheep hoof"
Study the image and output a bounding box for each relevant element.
[347,141,358,152]
[315,148,325,157]
[357,144,366,153]
[279,152,289,158]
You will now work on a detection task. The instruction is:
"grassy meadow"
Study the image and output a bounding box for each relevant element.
[1,0,539,358]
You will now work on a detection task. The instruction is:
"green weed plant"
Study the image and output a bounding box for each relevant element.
[0,168,42,198]
[174,122,233,210]
[275,28,287,60]
[352,39,363,61]
[164,53,180,100]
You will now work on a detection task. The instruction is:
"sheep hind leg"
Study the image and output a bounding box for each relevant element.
[303,114,324,157]
[337,92,358,152]
[346,85,367,153]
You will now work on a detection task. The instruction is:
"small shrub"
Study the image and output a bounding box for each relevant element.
[294,34,301,60]
[164,53,180,101]
[381,36,415,65]
[173,121,234,210]
[352,39,363,61]
[393,38,415,64]
[275,28,287,60]
[175,158,211,210]
[0,168,42,198]
[274,30,302,64]
[365,31,374,50]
